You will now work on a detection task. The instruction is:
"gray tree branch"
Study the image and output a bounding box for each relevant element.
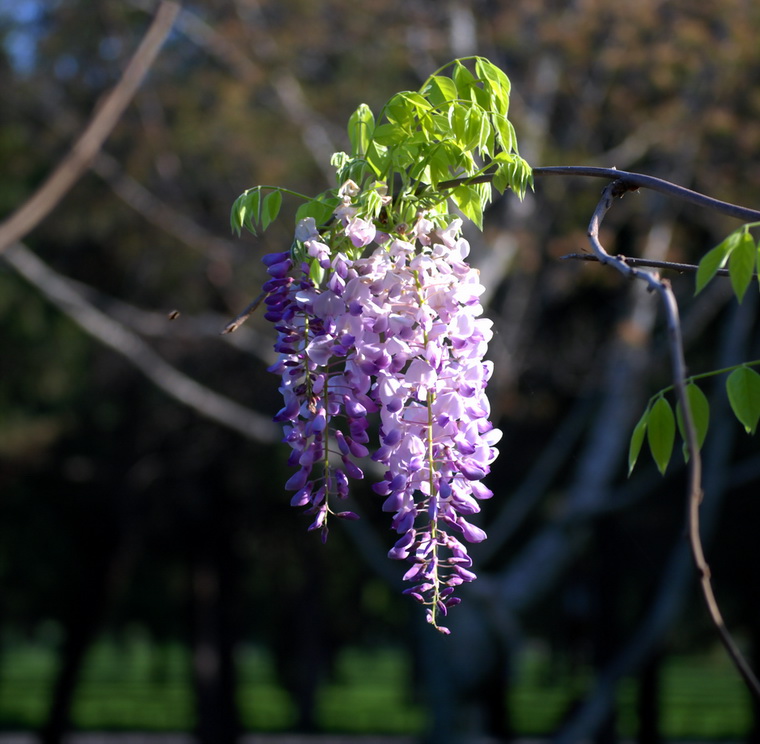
[586,179,760,700]
[0,1,180,253]
[438,165,760,223]
[3,243,279,444]
[556,293,756,741]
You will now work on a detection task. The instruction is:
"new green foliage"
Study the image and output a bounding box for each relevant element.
[348,103,375,159]
[629,364,760,475]
[629,221,760,476]
[230,185,285,237]
[231,57,532,242]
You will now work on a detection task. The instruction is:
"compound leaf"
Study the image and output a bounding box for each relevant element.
[261,189,283,232]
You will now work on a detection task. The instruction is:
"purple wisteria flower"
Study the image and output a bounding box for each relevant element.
[264,204,500,633]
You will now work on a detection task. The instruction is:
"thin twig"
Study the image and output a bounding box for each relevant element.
[560,252,737,277]
[221,291,267,334]
[0,1,180,253]
[586,180,760,700]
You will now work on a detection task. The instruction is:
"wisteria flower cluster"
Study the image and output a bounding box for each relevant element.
[232,56,531,631]
[264,195,501,632]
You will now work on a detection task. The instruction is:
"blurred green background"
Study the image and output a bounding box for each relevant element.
[1,1,760,742]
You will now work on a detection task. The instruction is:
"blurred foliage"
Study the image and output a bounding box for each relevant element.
[0,635,751,737]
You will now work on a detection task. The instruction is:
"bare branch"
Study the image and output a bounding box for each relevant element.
[0,1,180,253]
[555,292,755,742]
[586,180,760,700]
[51,270,275,361]
[437,165,760,223]
[3,243,280,444]
[536,166,760,222]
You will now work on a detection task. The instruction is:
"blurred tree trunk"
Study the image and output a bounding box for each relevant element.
[749,600,760,744]
[40,540,116,744]
[39,581,104,744]
[752,653,760,744]
[271,540,327,732]
[39,476,146,744]
[190,484,241,744]
[637,652,662,744]
[190,560,240,744]
[592,517,619,744]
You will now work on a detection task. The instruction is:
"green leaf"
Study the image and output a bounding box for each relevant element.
[450,59,490,107]
[628,407,649,476]
[232,188,262,236]
[450,184,483,229]
[464,107,487,150]
[372,123,408,146]
[384,93,412,128]
[517,157,534,196]
[729,230,756,303]
[675,383,710,461]
[261,189,283,232]
[347,103,375,158]
[695,230,740,295]
[400,91,433,113]
[452,61,476,98]
[365,139,390,177]
[490,153,532,198]
[295,194,339,227]
[308,258,324,285]
[230,194,244,235]
[491,152,517,194]
[386,91,430,129]
[647,396,675,475]
[448,104,469,147]
[424,75,459,107]
[422,146,454,187]
[726,365,760,434]
[492,113,516,153]
[474,58,511,115]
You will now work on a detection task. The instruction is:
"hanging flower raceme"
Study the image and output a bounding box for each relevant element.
[232,57,533,632]
[263,204,501,632]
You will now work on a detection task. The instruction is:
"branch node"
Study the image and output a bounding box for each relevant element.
[611,177,640,198]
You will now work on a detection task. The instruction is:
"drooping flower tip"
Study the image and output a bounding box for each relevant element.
[334,510,360,520]
[425,609,451,635]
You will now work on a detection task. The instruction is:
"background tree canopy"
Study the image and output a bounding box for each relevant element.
[1,1,760,743]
